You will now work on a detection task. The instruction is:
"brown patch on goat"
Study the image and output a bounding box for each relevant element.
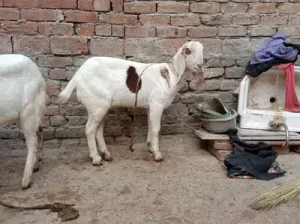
[184,47,191,55]
[160,67,171,88]
[126,66,142,93]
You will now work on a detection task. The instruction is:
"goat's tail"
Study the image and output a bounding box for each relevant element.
[56,77,77,104]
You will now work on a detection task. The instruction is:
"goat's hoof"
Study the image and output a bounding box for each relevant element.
[33,166,39,173]
[148,148,154,154]
[105,157,113,162]
[129,144,134,152]
[91,156,103,166]
[22,178,32,190]
[154,154,164,162]
[102,152,113,162]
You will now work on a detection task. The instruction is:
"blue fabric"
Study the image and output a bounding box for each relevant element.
[250,32,300,65]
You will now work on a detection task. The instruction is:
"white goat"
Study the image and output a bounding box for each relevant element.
[57,41,204,164]
[0,54,47,189]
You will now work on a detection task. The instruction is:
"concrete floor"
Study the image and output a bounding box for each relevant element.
[1,134,300,224]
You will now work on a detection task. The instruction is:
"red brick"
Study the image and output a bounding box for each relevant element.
[249,3,276,13]
[38,56,73,68]
[49,69,67,80]
[125,26,156,38]
[201,15,232,26]
[38,22,74,36]
[76,24,95,36]
[261,15,288,25]
[112,25,124,37]
[218,26,246,37]
[278,3,300,14]
[65,11,98,23]
[95,25,111,36]
[248,26,276,37]
[50,36,88,55]
[157,1,189,13]
[139,15,170,26]
[221,3,248,13]
[78,0,93,10]
[124,2,156,14]
[124,38,186,57]
[232,14,260,25]
[0,21,37,35]
[190,2,220,13]
[102,14,138,25]
[112,0,123,12]
[45,105,59,116]
[277,27,300,36]
[188,27,218,38]
[46,80,60,95]
[21,9,57,21]
[13,36,50,54]
[0,0,3,6]
[0,8,20,20]
[90,38,123,56]
[94,0,110,11]
[156,27,187,38]
[0,35,12,53]
[40,0,77,9]
[288,16,300,26]
[171,15,200,26]
[3,0,39,7]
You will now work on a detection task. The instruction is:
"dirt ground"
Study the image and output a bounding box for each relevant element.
[1,134,300,224]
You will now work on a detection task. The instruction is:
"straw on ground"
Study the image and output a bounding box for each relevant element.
[250,179,300,210]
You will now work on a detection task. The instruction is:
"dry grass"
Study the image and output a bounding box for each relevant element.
[250,179,300,211]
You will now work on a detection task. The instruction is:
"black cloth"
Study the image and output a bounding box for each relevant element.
[246,43,300,77]
[223,129,286,181]
[245,57,296,78]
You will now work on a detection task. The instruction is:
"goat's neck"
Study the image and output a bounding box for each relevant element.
[170,51,186,78]
[169,50,187,90]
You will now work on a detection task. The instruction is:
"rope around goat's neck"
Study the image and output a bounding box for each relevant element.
[167,63,179,77]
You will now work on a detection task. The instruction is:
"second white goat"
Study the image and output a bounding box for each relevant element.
[57,41,204,164]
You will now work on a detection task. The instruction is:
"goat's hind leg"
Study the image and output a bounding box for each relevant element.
[20,112,39,189]
[86,108,108,166]
[34,126,43,172]
[96,121,112,161]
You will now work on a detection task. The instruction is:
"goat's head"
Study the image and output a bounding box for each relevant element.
[180,41,204,90]
[181,41,204,73]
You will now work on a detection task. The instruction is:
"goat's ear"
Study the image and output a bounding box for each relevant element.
[182,46,191,55]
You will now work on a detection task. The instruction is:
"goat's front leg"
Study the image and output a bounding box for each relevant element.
[149,105,164,162]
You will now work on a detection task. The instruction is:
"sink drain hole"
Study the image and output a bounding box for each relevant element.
[270,97,276,103]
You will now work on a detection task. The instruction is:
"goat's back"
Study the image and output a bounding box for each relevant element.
[0,54,46,123]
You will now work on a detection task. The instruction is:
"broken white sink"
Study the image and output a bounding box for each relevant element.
[238,66,300,132]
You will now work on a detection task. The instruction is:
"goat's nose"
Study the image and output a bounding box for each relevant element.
[197,64,202,68]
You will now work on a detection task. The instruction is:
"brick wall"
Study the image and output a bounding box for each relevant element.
[1,0,299,148]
